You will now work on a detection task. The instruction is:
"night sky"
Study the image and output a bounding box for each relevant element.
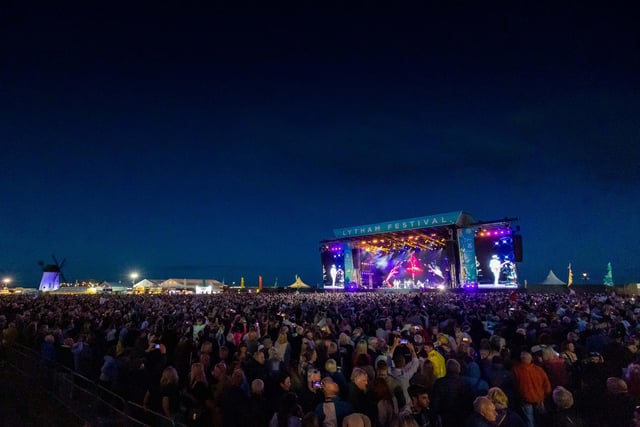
[2,3,639,287]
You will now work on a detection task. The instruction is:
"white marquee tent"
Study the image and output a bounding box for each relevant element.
[541,270,566,285]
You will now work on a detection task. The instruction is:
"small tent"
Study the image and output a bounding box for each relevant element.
[541,270,566,285]
[289,276,311,289]
[133,279,163,293]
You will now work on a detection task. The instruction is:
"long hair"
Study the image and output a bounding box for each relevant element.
[190,362,208,386]
[160,366,179,387]
[373,377,393,402]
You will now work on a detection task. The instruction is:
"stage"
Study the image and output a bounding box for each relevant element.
[320,211,522,292]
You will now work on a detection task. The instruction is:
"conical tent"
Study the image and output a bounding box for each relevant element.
[541,270,566,285]
[289,276,311,289]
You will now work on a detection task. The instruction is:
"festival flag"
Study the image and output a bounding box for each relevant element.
[567,264,573,287]
[240,277,245,289]
[258,275,263,292]
[604,262,614,287]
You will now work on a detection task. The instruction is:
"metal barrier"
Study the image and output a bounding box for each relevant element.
[127,401,180,427]
[2,344,186,427]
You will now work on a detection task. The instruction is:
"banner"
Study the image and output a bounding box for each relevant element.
[458,227,478,285]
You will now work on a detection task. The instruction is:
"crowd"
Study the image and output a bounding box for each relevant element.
[1,288,640,427]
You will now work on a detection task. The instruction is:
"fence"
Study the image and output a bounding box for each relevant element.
[2,344,186,427]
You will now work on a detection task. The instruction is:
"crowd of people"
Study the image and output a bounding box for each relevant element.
[1,288,640,427]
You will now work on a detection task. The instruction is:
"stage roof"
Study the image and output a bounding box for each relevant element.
[331,211,475,239]
[323,211,476,251]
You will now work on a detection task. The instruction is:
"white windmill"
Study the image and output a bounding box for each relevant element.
[38,255,67,291]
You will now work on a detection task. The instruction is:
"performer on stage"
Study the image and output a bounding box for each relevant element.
[384,262,402,288]
[330,264,337,287]
[489,255,502,285]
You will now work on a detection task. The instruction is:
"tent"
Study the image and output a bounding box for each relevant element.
[541,270,566,285]
[289,276,311,289]
[133,279,163,293]
[159,278,225,293]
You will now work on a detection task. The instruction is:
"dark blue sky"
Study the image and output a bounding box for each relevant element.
[1,3,639,286]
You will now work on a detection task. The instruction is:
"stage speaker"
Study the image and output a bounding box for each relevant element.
[352,248,361,267]
[445,241,457,260]
[513,235,523,262]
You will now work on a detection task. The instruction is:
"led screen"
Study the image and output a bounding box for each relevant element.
[474,229,518,286]
[358,247,450,289]
[321,246,346,289]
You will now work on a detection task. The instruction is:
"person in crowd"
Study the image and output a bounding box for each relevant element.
[325,357,349,399]
[549,386,582,427]
[274,327,292,368]
[486,386,525,427]
[355,352,376,384]
[431,358,474,427]
[267,346,286,379]
[376,358,406,410]
[464,396,497,427]
[244,325,261,356]
[183,362,211,427]
[559,340,578,366]
[399,384,440,427]
[388,337,420,411]
[512,351,551,427]
[461,359,489,397]
[270,391,303,427]
[422,341,446,379]
[300,368,325,414]
[372,377,398,427]
[598,376,638,427]
[246,378,271,427]
[486,355,517,406]
[348,367,377,425]
[219,368,249,427]
[98,345,119,390]
[315,376,353,427]
[541,346,571,390]
[626,363,640,400]
[245,343,269,384]
[343,412,372,427]
[353,340,371,367]
[234,342,249,365]
[631,404,640,427]
[301,347,320,380]
[144,366,181,422]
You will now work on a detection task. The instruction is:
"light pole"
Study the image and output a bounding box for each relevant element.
[2,277,10,288]
[130,272,139,286]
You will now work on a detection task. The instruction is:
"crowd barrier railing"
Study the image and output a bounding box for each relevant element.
[2,343,186,427]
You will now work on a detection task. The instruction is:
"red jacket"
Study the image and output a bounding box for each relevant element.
[512,361,551,404]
